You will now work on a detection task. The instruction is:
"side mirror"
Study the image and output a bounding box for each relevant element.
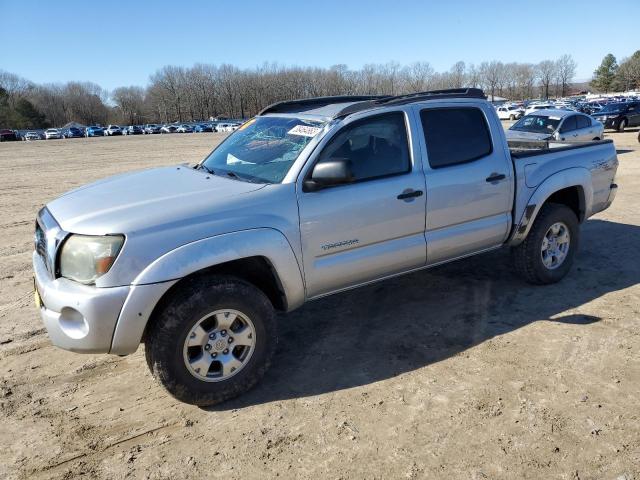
[304,158,353,191]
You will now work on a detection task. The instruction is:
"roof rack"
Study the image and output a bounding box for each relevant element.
[257,88,487,118]
[258,95,390,116]
[335,88,487,118]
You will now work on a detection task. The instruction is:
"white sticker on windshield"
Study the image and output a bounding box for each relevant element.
[549,116,561,120]
[287,125,322,137]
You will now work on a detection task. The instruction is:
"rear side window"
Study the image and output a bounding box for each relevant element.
[559,115,577,133]
[420,108,492,168]
[318,112,410,181]
[576,115,591,129]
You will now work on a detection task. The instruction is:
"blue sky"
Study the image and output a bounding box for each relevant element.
[1,0,638,91]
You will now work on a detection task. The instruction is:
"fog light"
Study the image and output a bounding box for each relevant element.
[58,307,89,339]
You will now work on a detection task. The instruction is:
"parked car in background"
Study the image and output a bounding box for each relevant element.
[496,105,524,120]
[176,124,194,133]
[0,128,18,141]
[194,124,213,133]
[124,125,144,135]
[144,124,162,134]
[524,104,555,115]
[44,128,62,140]
[161,125,177,134]
[104,125,123,136]
[591,102,640,132]
[215,123,239,132]
[63,127,84,139]
[506,110,604,143]
[85,126,105,137]
[24,131,41,141]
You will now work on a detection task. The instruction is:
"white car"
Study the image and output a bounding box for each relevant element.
[104,125,122,136]
[24,131,41,141]
[496,105,524,120]
[160,125,178,134]
[44,128,62,140]
[215,123,240,132]
[524,104,555,115]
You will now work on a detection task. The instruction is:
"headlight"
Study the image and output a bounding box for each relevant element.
[59,234,124,284]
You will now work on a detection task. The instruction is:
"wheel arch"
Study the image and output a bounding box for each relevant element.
[509,169,592,246]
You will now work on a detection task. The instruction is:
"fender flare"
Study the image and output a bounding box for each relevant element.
[132,228,305,309]
[110,228,306,355]
[510,167,593,245]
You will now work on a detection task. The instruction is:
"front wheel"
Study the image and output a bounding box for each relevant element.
[618,119,627,132]
[145,275,277,406]
[512,203,579,285]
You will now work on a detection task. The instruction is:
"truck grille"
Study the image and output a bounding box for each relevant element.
[35,208,66,278]
[34,222,47,262]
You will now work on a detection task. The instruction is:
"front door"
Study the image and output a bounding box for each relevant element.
[297,110,427,298]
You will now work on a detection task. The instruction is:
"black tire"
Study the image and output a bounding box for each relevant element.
[592,137,600,141]
[510,114,515,120]
[618,119,627,132]
[512,203,579,285]
[145,275,277,406]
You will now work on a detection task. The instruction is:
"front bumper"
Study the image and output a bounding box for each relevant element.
[34,252,177,355]
[33,252,129,353]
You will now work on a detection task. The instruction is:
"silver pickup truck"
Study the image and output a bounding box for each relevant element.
[33,89,618,405]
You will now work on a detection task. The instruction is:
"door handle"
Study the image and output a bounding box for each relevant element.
[397,189,423,200]
[485,173,506,183]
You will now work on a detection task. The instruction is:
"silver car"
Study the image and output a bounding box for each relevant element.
[506,109,604,143]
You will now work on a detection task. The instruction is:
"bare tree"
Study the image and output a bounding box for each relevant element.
[479,61,505,100]
[399,62,434,93]
[536,60,557,99]
[112,86,145,124]
[450,61,466,88]
[555,54,577,97]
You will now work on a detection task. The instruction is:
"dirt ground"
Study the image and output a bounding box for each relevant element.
[1,129,639,480]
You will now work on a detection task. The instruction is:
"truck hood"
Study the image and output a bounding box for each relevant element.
[505,130,553,142]
[47,166,265,234]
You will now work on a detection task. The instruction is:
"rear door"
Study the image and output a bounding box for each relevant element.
[297,109,427,298]
[415,102,514,265]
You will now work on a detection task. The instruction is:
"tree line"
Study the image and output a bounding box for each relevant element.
[591,51,640,93]
[0,52,637,129]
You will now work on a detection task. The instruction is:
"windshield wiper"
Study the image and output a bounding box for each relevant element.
[197,164,215,175]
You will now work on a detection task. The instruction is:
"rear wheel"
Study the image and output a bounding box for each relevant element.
[509,114,515,120]
[512,204,579,285]
[145,275,277,406]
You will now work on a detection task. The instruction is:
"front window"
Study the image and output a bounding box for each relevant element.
[510,115,561,133]
[201,116,326,183]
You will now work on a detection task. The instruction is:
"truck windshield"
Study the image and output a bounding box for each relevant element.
[510,115,560,133]
[201,116,326,183]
